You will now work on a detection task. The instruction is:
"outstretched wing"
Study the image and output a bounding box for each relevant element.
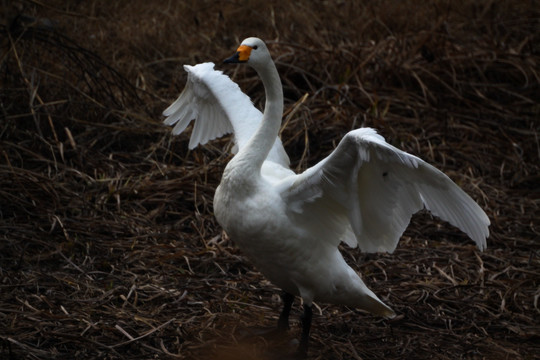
[280,128,489,253]
[163,62,289,166]
[163,63,234,149]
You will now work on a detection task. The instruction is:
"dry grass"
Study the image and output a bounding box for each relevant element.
[1,1,539,359]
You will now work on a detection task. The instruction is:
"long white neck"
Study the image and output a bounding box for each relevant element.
[235,59,283,171]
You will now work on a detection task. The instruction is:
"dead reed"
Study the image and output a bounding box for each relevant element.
[1,1,538,359]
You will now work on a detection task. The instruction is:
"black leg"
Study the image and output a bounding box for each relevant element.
[277,292,295,332]
[295,304,313,358]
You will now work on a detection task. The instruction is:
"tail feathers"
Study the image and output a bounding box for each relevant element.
[361,294,396,319]
[345,268,396,318]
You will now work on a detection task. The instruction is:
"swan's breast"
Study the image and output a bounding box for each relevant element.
[214,175,287,240]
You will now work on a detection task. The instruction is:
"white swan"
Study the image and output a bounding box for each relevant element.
[163,37,490,357]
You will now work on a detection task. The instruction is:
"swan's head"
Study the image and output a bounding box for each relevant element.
[223,37,270,68]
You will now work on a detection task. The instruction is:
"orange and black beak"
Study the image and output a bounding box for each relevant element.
[224,45,252,64]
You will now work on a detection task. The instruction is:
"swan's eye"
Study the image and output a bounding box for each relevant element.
[252,45,258,50]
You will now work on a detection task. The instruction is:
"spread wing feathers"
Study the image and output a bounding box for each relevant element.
[163,62,289,166]
[282,128,490,253]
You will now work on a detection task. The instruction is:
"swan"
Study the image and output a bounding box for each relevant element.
[163,37,490,357]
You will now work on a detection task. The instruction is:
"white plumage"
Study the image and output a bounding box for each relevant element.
[164,37,490,356]
[163,62,290,165]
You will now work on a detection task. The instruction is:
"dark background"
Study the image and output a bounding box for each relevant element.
[1,1,538,359]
